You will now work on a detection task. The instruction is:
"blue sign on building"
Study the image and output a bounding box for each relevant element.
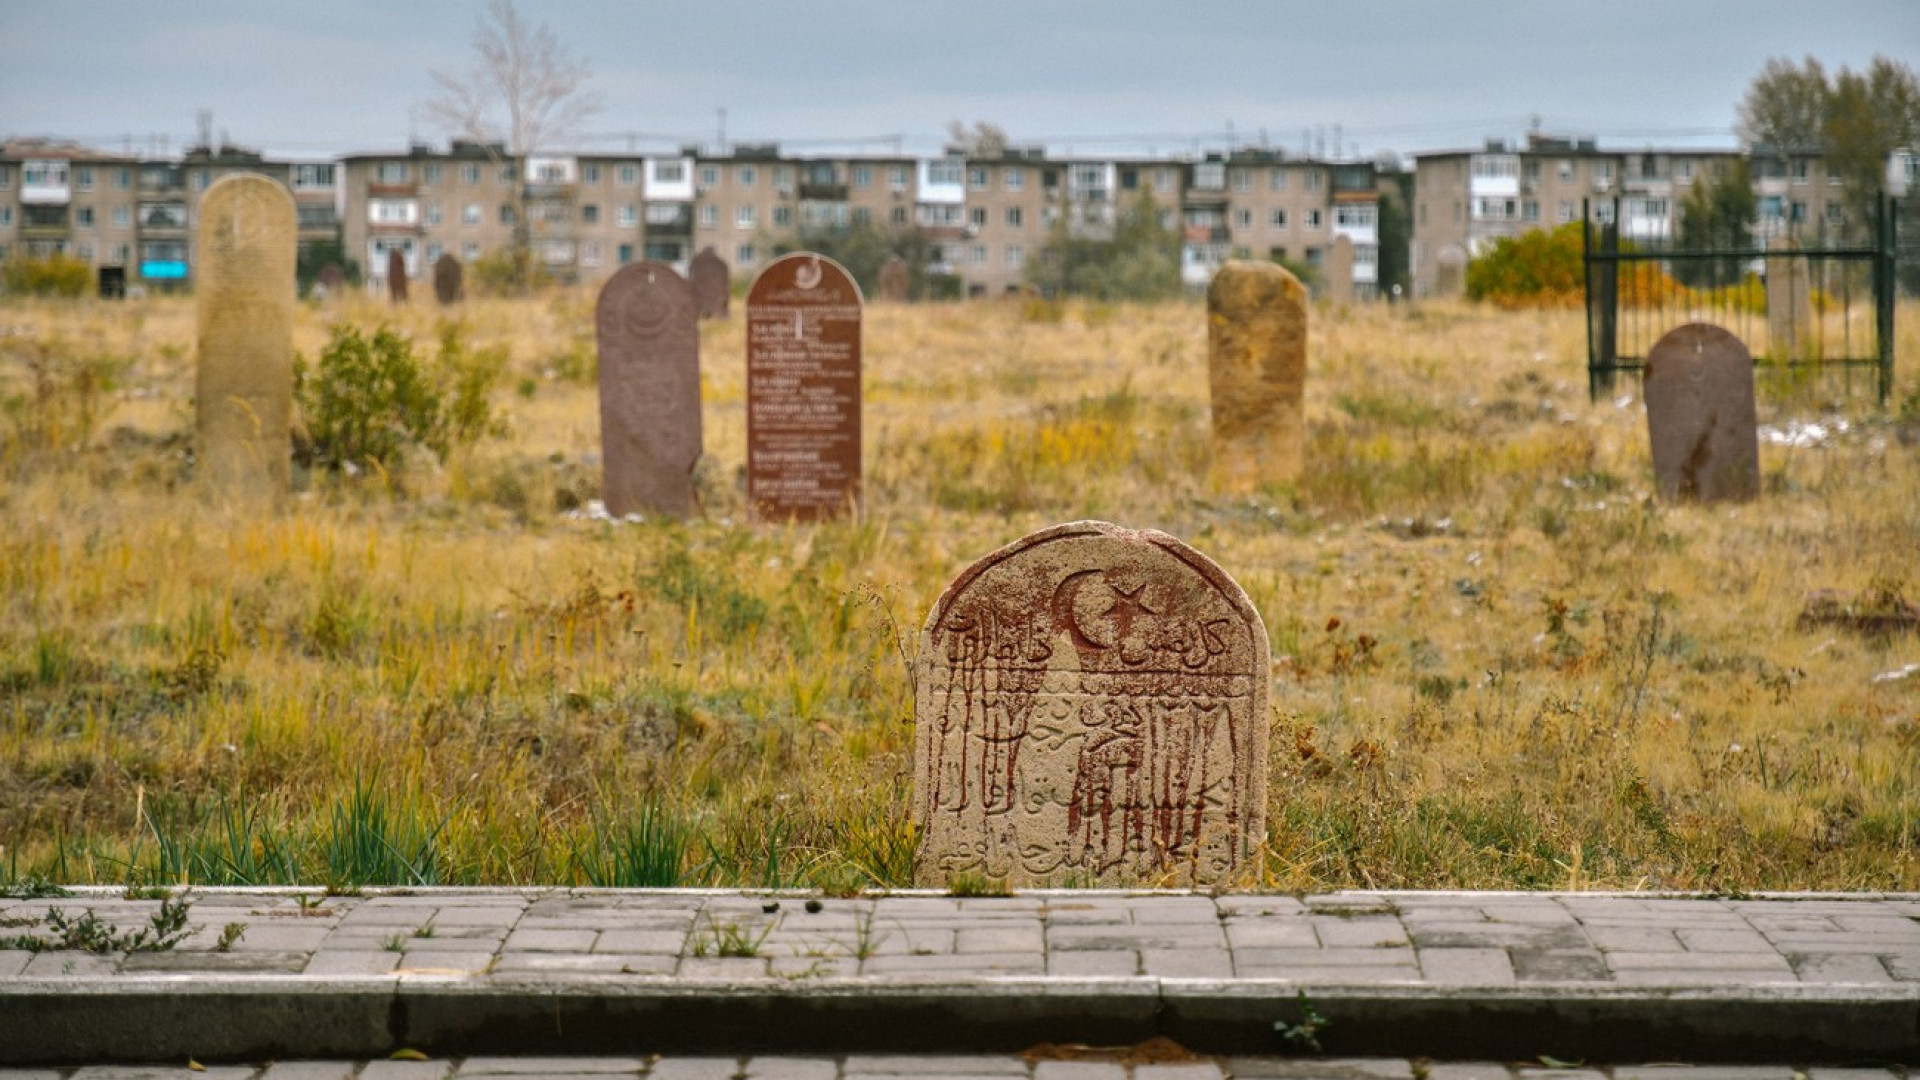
[141,261,188,280]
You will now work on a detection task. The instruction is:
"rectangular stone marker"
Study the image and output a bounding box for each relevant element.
[1324,234,1355,304]
[388,249,409,303]
[195,172,296,504]
[1766,237,1814,360]
[596,261,702,518]
[690,247,730,320]
[878,255,909,303]
[746,252,863,521]
[1207,260,1307,494]
[433,254,463,305]
[914,520,1270,888]
[1644,322,1760,503]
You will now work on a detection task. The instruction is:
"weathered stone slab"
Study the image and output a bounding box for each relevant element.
[195,172,296,503]
[595,261,702,518]
[745,252,863,521]
[1766,237,1814,360]
[1207,260,1307,493]
[1643,322,1759,503]
[878,255,909,303]
[690,247,729,320]
[1324,235,1354,304]
[913,521,1269,888]
[388,248,409,303]
[433,254,463,305]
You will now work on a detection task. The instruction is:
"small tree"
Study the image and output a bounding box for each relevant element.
[1026,186,1181,301]
[1464,222,1585,309]
[1675,159,1755,288]
[773,221,942,299]
[2,254,93,298]
[294,324,506,475]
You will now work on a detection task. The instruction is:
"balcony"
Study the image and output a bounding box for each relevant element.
[799,181,848,202]
[644,204,693,237]
[138,203,188,234]
[368,182,418,198]
[21,204,70,239]
[524,182,575,200]
[1182,188,1230,210]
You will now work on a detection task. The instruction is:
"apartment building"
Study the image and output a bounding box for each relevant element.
[0,137,336,292]
[1175,150,1381,298]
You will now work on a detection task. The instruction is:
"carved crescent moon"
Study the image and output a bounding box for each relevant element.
[1050,570,1109,652]
[794,256,823,290]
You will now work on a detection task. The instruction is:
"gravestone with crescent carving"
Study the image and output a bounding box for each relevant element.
[596,261,702,518]
[745,252,863,521]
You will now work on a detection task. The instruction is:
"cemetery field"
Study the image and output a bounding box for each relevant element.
[2,291,1919,893]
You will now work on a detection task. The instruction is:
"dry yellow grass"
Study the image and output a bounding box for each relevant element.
[1,289,1916,891]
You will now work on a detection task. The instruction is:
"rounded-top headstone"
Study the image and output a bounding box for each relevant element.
[914,520,1270,888]
[745,252,863,522]
[195,172,297,504]
[1207,260,1308,494]
[388,249,409,303]
[878,255,910,303]
[433,254,464,305]
[1644,322,1760,503]
[596,261,702,518]
[690,247,730,320]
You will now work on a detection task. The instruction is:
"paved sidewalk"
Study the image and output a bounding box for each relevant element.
[2,890,1917,1067]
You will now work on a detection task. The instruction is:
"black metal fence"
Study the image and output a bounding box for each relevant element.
[1583,195,1898,403]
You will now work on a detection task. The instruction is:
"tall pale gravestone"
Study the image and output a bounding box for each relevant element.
[596,261,702,518]
[878,256,910,303]
[195,173,296,503]
[1765,238,1814,360]
[1643,322,1760,504]
[1207,260,1307,494]
[690,247,730,320]
[745,252,863,521]
[914,520,1270,888]
[433,254,463,306]
[1434,246,1467,297]
[388,249,409,303]
[1323,235,1355,304]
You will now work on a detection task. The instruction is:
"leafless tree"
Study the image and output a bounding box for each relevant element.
[422,0,602,285]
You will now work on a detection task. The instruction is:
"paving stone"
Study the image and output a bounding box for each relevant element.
[394,949,495,974]
[1047,925,1224,950]
[738,1059,837,1080]
[1612,1068,1800,1079]
[0,950,33,978]
[303,949,401,976]
[457,1058,648,1074]
[1132,1065,1225,1079]
[1803,1069,1907,1079]
[504,928,598,951]
[1046,949,1138,976]
[259,1064,360,1080]
[121,950,308,973]
[860,951,1042,976]
[21,951,121,977]
[1509,949,1609,982]
[1141,947,1233,978]
[841,1056,1025,1077]
[1602,950,1792,972]
[1228,1061,1417,1078]
[1311,918,1409,948]
[217,924,335,951]
[1417,1065,1515,1080]
[1580,926,1680,952]
[0,1071,67,1080]
[1232,964,1420,984]
[591,930,688,954]
[1223,920,1318,948]
[1212,896,1307,917]
[358,1063,453,1080]
[401,931,507,950]
[491,952,677,975]
[1407,923,1585,950]
[955,926,1045,953]
[1609,967,1799,985]
[1416,947,1516,986]
[1032,1062,1125,1080]
[1124,898,1222,923]
[1233,947,1419,968]
[70,1068,256,1079]
[644,1060,740,1080]
[1790,953,1893,981]
[1674,928,1773,952]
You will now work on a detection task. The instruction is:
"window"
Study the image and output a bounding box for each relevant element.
[1558,160,1574,182]
[1230,169,1252,192]
[616,204,638,227]
[582,163,600,184]
[1334,204,1376,229]
[1304,171,1322,191]
[1232,208,1252,228]
[890,206,909,226]
[649,162,679,184]
[461,163,481,185]
[927,159,963,186]
[1193,161,1225,189]
[700,166,719,187]
[970,244,987,265]
[1005,206,1023,228]
[424,163,443,184]
[1268,169,1287,191]
[1155,167,1176,191]
[110,243,129,262]
[775,165,794,189]
[736,243,754,264]
[76,167,94,190]
[1790,201,1807,223]
[370,199,417,224]
[853,165,872,189]
[735,205,755,228]
[1791,160,1811,185]
[111,206,130,229]
[1522,200,1539,222]
[425,242,442,262]
[581,204,599,224]
[192,169,209,190]
[0,206,14,226]
[620,164,640,185]
[1005,244,1025,268]
[1268,208,1288,228]
[1675,160,1694,183]
[378,162,409,184]
[737,165,756,188]
[500,165,515,182]
[699,205,719,228]
[425,201,443,225]
[500,204,515,225]
[1594,161,1614,184]
[888,166,908,192]
[969,206,987,228]
[1305,208,1323,228]
[463,243,480,260]
[580,240,602,267]
[773,205,791,226]
[1004,166,1024,191]
[1522,160,1539,182]
[1558,201,1575,223]
[618,243,634,264]
[462,203,481,225]
[852,207,871,225]
[969,167,988,190]
[74,242,93,261]
[114,168,132,190]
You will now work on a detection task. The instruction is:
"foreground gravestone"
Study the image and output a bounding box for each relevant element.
[690,247,729,320]
[196,173,296,503]
[1766,237,1814,360]
[878,255,909,303]
[1324,235,1354,304]
[433,254,463,305]
[1207,260,1307,493]
[745,252,863,521]
[1643,322,1760,503]
[914,520,1270,888]
[388,249,409,303]
[596,261,702,518]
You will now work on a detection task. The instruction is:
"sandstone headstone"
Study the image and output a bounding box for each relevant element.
[1643,322,1760,503]
[1207,260,1307,494]
[1323,235,1354,304]
[690,247,730,320]
[878,255,909,303]
[596,261,702,518]
[433,254,463,305]
[316,263,345,298]
[1765,237,1814,360]
[195,172,296,503]
[745,252,863,521]
[913,520,1270,888]
[1434,245,1467,297]
[388,249,409,303]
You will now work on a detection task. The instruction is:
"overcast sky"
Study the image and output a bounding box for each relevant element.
[3,1,1916,162]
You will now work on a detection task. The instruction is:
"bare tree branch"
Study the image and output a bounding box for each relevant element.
[423,0,602,157]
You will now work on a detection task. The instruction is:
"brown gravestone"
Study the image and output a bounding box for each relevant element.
[745,252,863,521]
[1643,322,1760,503]
[878,255,909,303]
[690,247,730,320]
[596,261,702,518]
[316,263,345,299]
[1766,237,1814,360]
[1207,260,1307,494]
[1323,235,1355,304]
[914,520,1270,888]
[433,254,463,305]
[195,172,296,503]
[388,249,409,303]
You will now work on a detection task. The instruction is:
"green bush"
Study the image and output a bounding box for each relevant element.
[1465,222,1585,308]
[294,322,506,473]
[2,255,92,298]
